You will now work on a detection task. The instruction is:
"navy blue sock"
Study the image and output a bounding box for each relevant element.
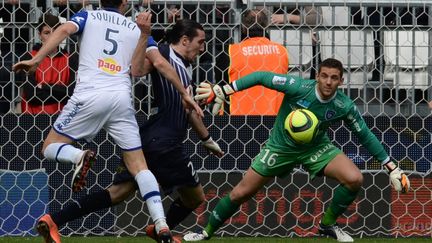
[166,198,194,229]
[51,189,112,226]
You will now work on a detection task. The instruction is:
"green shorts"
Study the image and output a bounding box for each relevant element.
[251,142,342,179]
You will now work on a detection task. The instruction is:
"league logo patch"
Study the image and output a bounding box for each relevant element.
[325,109,336,120]
[272,76,287,85]
[98,58,122,74]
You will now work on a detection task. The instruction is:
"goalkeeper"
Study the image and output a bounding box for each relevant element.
[35,20,223,243]
[184,58,410,242]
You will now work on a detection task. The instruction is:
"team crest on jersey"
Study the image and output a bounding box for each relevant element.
[98,58,122,74]
[325,109,336,120]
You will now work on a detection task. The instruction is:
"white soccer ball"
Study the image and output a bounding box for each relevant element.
[284,109,319,144]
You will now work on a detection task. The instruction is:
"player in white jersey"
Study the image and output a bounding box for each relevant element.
[12,1,204,242]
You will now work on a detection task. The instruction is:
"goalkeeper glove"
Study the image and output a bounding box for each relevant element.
[195,82,235,115]
[384,161,410,193]
[201,136,224,157]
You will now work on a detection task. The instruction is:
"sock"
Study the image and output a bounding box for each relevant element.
[166,198,194,229]
[204,195,240,237]
[44,143,84,164]
[135,170,166,230]
[51,189,112,226]
[321,184,359,226]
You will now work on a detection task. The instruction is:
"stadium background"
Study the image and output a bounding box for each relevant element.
[0,0,431,239]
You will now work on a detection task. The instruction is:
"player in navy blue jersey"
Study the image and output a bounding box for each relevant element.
[33,19,223,243]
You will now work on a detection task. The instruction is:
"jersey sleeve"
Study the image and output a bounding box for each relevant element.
[69,11,88,35]
[344,104,390,164]
[232,71,302,96]
[146,36,158,52]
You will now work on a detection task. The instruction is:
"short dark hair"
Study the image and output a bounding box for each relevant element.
[318,58,344,78]
[100,0,123,9]
[241,9,268,38]
[37,13,60,33]
[165,19,204,44]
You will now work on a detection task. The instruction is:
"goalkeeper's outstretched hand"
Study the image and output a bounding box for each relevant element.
[195,82,235,115]
[384,161,410,193]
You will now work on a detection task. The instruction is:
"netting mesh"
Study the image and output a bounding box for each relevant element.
[1,0,431,239]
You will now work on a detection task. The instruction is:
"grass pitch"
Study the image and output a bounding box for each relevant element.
[1,237,431,243]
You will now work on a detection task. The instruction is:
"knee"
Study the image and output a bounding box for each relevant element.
[345,172,363,191]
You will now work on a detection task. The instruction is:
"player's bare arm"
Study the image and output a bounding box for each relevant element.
[188,110,224,158]
[12,22,77,74]
[130,11,152,77]
[144,49,204,117]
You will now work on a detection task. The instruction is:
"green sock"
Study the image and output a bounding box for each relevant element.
[204,195,240,237]
[321,184,359,226]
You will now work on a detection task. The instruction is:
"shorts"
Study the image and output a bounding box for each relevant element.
[113,145,200,194]
[251,142,342,179]
[53,91,141,150]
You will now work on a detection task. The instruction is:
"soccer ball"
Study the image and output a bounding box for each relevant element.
[284,109,319,144]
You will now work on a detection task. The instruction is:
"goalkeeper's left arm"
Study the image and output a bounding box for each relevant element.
[195,71,298,114]
[345,104,410,193]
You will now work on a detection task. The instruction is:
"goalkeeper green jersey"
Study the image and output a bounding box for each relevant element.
[232,71,390,164]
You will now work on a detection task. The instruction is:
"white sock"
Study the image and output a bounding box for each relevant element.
[135,169,167,230]
[44,143,84,164]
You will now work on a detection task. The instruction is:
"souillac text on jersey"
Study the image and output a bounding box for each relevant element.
[90,12,136,31]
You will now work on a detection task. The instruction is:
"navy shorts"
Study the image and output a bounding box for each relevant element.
[113,145,200,194]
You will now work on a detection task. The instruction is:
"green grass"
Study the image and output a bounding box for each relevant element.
[1,237,431,243]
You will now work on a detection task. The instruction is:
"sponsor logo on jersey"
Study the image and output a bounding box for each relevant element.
[272,76,287,85]
[98,58,121,74]
[309,143,335,162]
[56,103,81,131]
[347,112,362,132]
[296,99,311,108]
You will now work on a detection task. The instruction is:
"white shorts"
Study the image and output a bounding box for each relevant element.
[53,91,141,150]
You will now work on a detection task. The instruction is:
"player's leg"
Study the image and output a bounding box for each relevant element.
[42,128,97,192]
[143,148,202,243]
[42,93,108,192]
[319,153,361,242]
[184,168,272,241]
[122,149,171,241]
[107,92,171,242]
[146,185,204,243]
[36,182,136,243]
[168,184,205,228]
[206,168,271,237]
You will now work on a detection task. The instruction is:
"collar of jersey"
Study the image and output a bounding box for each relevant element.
[170,45,190,67]
[102,7,120,13]
[315,84,337,103]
